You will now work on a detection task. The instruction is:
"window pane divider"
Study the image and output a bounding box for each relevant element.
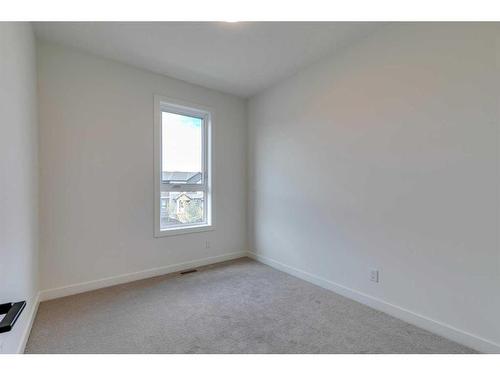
[160,183,207,192]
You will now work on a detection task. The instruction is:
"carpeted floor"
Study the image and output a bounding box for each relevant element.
[25,258,475,353]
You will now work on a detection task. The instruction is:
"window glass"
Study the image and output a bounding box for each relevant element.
[160,191,205,229]
[161,112,203,184]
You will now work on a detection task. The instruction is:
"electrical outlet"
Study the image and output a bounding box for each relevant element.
[205,241,211,249]
[369,269,379,283]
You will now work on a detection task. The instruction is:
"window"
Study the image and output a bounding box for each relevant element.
[154,96,213,236]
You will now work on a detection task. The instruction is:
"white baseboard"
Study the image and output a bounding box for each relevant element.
[16,292,40,354]
[39,251,247,302]
[247,251,500,354]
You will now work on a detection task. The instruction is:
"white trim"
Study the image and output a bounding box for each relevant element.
[153,94,215,238]
[39,251,246,302]
[247,251,500,354]
[16,292,40,354]
[157,223,215,237]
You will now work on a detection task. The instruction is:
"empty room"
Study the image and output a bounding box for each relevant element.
[1,3,500,369]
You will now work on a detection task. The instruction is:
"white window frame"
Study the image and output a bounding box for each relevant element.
[154,95,214,237]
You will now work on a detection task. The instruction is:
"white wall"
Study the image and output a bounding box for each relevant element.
[0,23,39,353]
[37,41,247,293]
[248,23,500,352]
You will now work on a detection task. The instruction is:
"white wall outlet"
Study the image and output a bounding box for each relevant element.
[205,240,211,249]
[370,269,379,283]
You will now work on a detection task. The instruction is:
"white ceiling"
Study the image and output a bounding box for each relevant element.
[34,22,382,98]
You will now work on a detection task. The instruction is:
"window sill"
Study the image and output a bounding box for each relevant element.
[154,224,214,238]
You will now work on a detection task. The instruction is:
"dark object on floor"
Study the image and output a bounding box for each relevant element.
[0,301,26,333]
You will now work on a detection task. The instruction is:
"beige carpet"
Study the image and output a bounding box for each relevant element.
[26,258,475,353]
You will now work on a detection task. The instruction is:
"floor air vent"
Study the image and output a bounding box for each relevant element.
[180,269,198,275]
